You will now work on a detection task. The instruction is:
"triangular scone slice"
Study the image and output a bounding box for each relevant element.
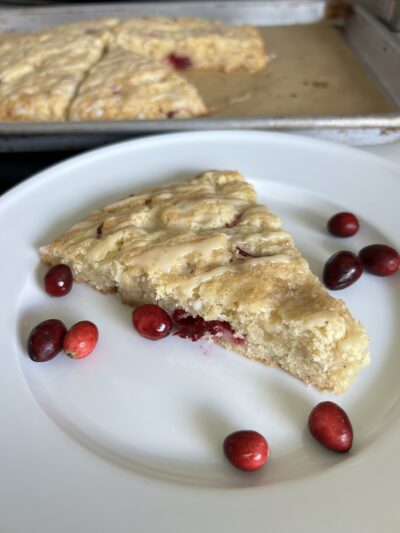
[114,16,267,73]
[69,48,207,120]
[39,171,369,394]
[0,47,104,121]
[0,19,119,121]
[0,19,119,86]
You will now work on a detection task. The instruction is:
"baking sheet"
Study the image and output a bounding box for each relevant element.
[0,2,398,149]
[184,23,396,117]
[0,21,394,119]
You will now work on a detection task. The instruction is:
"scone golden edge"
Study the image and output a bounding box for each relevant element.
[39,171,369,394]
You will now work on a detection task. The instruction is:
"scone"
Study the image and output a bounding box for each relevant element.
[0,46,104,121]
[0,18,118,85]
[69,48,207,120]
[115,16,267,73]
[39,171,369,393]
[0,19,119,121]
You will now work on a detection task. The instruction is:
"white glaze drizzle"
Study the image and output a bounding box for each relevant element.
[121,233,230,272]
[177,254,293,296]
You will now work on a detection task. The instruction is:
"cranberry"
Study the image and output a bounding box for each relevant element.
[27,319,67,362]
[44,264,73,297]
[205,320,245,345]
[132,304,172,340]
[174,312,245,344]
[323,251,363,290]
[63,321,99,359]
[172,308,198,325]
[174,315,207,342]
[236,246,255,258]
[308,401,353,452]
[223,430,269,471]
[225,213,242,228]
[164,53,192,70]
[359,244,399,277]
[327,212,359,237]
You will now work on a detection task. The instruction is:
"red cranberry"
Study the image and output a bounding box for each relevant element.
[236,246,255,258]
[323,251,363,290]
[223,430,269,471]
[359,244,399,277]
[132,304,172,340]
[174,315,206,342]
[44,264,73,297]
[308,401,353,452]
[327,212,359,237]
[225,213,242,228]
[164,53,192,70]
[27,319,67,362]
[63,321,99,359]
[174,312,245,344]
[205,320,245,345]
[172,308,198,325]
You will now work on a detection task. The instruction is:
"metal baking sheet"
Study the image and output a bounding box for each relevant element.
[0,1,398,150]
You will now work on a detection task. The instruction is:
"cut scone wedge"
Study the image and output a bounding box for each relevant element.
[69,47,207,120]
[39,170,369,394]
[0,18,119,86]
[0,19,119,121]
[114,16,267,73]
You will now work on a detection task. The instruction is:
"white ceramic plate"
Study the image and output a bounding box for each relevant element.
[1,131,399,533]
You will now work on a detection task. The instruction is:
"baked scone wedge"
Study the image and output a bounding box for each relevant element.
[69,47,207,120]
[0,47,105,121]
[114,16,267,73]
[39,171,369,394]
[0,19,119,121]
[0,18,118,86]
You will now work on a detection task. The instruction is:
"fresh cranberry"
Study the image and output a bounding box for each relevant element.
[164,53,192,70]
[28,319,67,362]
[223,430,269,471]
[44,264,73,297]
[323,251,363,290]
[132,304,172,340]
[327,212,359,237]
[359,244,399,277]
[63,321,99,359]
[308,401,353,452]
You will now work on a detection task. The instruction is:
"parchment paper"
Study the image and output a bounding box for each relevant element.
[184,23,395,117]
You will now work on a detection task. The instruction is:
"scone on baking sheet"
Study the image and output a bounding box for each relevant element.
[69,48,207,120]
[0,18,120,121]
[0,46,106,121]
[39,171,369,394]
[115,16,267,73]
[0,18,119,86]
